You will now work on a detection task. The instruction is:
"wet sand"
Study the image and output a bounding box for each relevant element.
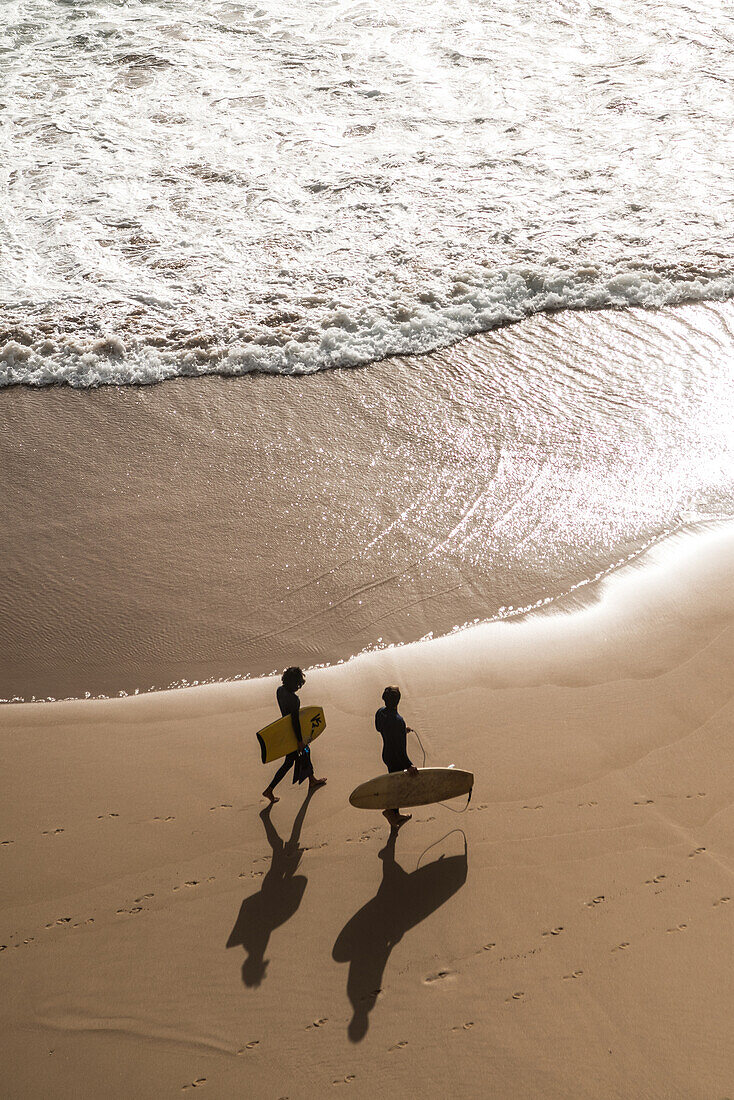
[2,300,734,702]
[1,522,733,1098]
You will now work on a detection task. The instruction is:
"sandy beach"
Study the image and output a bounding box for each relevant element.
[4,2,734,1094]
[1,518,733,1098]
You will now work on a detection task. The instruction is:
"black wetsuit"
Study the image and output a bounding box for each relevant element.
[269,685,314,788]
[375,706,413,773]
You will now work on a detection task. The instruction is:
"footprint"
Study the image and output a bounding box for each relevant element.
[688,847,706,857]
[41,828,64,835]
[645,874,666,885]
[522,804,543,810]
[209,804,232,811]
[542,927,564,936]
[45,917,72,927]
[97,813,119,819]
[116,906,142,915]
[713,897,731,907]
[307,1019,328,1030]
[389,1040,408,1050]
[506,991,525,1001]
[612,942,630,952]
[182,1080,206,1091]
[482,943,496,952]
[578,801,598,808]
[666,924,687,933]
[424,969,453,983]
[685,792,706,799]
[331,1076,355,1085]
[450,1023,473,1032]
[1,839,14,845]
[153,816,175,822]
[563,970,584,980]
[634,799,654,806]
[585,896,605,907]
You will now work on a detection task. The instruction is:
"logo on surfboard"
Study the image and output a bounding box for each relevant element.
[309,712,323,738]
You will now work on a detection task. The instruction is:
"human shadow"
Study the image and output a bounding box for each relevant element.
[332,828,468,1041]
[226,789,314,987]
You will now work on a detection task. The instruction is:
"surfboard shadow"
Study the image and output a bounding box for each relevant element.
[332,829,468,1041]
[226,790,313,987]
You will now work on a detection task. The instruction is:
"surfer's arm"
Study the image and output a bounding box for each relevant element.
[290,700,304,748]
[277,685,306,748]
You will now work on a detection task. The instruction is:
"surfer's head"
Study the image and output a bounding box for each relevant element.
[282,666,305,691]
[382,685,401,709]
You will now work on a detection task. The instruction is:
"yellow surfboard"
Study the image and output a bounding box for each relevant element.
[256,706,326,764]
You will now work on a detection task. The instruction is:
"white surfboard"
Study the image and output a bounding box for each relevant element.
[349,767,473,810]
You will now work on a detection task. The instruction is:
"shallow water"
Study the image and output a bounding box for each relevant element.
[1,0,734,384]
[2,301,733,700]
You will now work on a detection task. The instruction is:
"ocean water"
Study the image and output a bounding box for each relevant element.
[1,0,734,387]
[2,0,734,700]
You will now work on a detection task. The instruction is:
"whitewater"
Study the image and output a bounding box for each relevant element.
[1,0,734,387]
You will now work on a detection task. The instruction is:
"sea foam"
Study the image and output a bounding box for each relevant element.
[3,265,734,388]
[2,0,734,387]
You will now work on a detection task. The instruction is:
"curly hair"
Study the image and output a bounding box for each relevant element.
[281,666,305,691]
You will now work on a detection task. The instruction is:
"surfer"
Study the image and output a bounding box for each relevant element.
[262,667,327,803]
[375,685,418,828]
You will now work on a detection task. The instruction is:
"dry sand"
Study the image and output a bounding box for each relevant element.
[1,520,733,1098]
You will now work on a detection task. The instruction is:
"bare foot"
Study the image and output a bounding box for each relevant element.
[262,788,279,803]
[383,810,411,828]
[309,777,327,790]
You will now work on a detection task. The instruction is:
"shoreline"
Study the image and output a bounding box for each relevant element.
[3,297,733,703]
[0,515,723,706]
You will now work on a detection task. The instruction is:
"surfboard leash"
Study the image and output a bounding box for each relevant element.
[438,789,472,814]
[412,726,472,813]
[411,726,428,768]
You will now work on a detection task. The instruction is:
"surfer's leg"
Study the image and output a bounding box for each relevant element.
[302,751,327,789]
[382,808,411,827]
[263,753,296,800]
